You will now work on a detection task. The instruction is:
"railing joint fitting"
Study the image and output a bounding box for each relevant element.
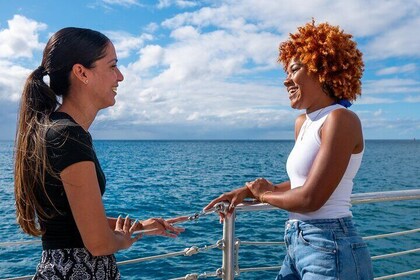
[216,239,225,249]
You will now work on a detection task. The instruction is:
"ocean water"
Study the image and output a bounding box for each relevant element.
[0,140,419,279]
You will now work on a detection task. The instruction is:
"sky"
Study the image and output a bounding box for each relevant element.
[0,0,419,140]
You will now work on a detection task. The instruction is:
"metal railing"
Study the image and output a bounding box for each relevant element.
[1,189,420,280]
[214,189,420,280]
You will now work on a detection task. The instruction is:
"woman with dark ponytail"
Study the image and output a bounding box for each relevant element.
[14,27,185,279]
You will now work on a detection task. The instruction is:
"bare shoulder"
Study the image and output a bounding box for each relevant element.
[327,108,361,127]
[323,108,364,152]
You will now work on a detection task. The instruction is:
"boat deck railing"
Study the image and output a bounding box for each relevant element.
[1,189,420,280]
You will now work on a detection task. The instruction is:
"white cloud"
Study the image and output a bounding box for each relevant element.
[161,0,416,36]
[0,15,46,59]
[162,5,224,29]
[0,60,31,102]
[130,45,164,71]
[157,0,199,9]
[161,0,419,59]
[376,64,417,76]
[144,22,160,33]
[1,0,419,140]
[141,28,281,85]
[365,15,420,59]
[88,0,420,137]
[170,25,200,40]
[105,31,153,59]
[102,67,287,128]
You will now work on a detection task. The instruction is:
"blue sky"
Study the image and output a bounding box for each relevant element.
[0,0,419,140]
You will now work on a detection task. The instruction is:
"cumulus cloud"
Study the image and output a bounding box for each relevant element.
[105,31,153,58]
[0,60,32,102]
[1,0,419,139]
[157,0,199,9]
[0,15,46,103]
[80,0,420,138]
[0,15,46,59]
[161,0,420,59]
[365,15,420,59]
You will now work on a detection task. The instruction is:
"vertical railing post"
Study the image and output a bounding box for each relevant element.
[222,208,236,280]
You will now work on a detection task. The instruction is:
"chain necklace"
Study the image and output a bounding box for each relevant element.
[300,107,326,140]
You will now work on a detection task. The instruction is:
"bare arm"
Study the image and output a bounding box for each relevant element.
[249,109,363,212]
[61,161,140,256]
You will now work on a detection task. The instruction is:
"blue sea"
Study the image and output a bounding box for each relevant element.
[0,140,419,279]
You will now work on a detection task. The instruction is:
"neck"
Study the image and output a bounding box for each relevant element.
[58,98,97,131]
[306,97,336,114]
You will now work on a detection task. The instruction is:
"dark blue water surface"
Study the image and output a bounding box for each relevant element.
[0,140,419,279]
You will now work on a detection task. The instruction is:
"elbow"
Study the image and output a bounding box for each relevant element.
[83,235,115,257]
[297,195,325,213]
[85,243,110,257]
[82,230,118,257]
[305,202,323,212]
[89,248,106,257]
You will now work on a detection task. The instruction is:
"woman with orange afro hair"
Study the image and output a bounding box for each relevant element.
[205,20,373,279]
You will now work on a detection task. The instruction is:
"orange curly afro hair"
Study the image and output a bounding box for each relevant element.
[279,20,364,101]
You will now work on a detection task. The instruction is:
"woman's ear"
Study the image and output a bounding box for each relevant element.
[72,64,89,85]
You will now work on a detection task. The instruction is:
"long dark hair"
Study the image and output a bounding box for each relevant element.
[14,27,110,236]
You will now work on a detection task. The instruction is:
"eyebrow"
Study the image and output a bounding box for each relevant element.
[107,58,118,64]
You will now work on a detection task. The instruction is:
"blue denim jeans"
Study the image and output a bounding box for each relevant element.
[276,217,373,280]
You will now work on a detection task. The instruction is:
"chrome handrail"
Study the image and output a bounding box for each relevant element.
[233,189,420,213]
[1,189,419,280]
[219,189,420,280]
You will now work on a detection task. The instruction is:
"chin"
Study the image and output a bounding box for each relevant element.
[101,100,116,109]
[290,102,299,110]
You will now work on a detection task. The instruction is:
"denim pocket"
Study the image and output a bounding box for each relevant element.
[351,242,374,279]
[298,228,337,254]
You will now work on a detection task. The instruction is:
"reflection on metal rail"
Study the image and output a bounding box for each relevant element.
[1,189,419,280]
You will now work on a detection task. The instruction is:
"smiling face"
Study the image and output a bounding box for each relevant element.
[87,42,124,109]
[283,58,326,113]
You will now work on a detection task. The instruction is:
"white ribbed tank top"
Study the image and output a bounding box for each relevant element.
[286,104,364,220]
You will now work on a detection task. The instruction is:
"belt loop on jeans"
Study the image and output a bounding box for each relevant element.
[338,218,348,234]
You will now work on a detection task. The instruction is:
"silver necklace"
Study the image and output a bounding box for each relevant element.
[300,107,326,140]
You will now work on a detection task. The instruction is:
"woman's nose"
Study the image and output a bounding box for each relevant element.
[117,67,124,82]
[284,76,293,87]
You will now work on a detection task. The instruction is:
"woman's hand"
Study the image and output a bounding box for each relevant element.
[203,186,253,220]
[114,215,142,249]
[246,178,275,201]
[139,216,187,237]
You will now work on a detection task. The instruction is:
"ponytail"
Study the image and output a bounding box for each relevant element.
[14,65,58,236]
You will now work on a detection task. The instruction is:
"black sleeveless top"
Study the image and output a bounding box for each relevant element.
[38,112,106,249]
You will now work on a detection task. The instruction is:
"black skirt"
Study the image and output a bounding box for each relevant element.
[33,248,120,279]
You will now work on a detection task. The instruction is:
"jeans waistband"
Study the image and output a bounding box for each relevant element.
[285,217,355,233]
